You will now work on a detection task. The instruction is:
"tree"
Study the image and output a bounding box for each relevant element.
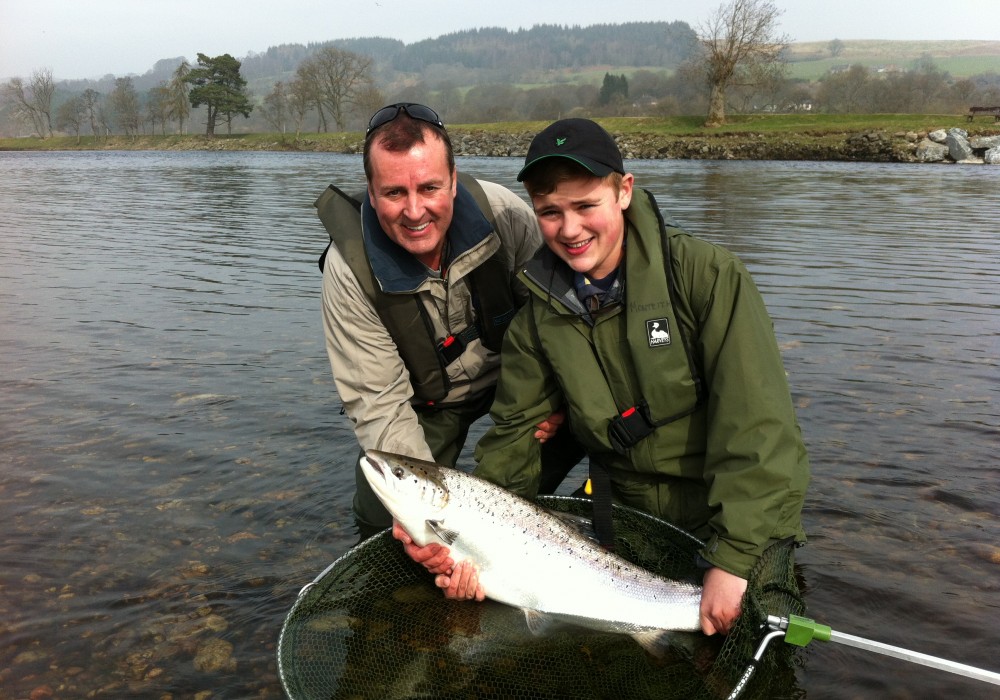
[2,69,55,137]
[294,47,374,132]
[598,73,629,106]
[146,83,172,135]
[30,69,56,137]
[293,58,327,132]
[167,61,191,134]
[828,39,845,58]
[260,81,290,133]
[817,64,873,113]
[350,84,387,128]
[286,77,312,138]
[698,0,788,126]
[80,89,103,139]
[109,77,141,136]
[55,95,85,142]
[184,53,253,136]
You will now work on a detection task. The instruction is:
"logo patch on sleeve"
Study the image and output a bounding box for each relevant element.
[646,318,671,347]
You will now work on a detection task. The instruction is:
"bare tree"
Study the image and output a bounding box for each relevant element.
[698,0,788,126]
[293,59,327,133]
[260,81,290,133]
[55,95,85,142]
[80,89,102,139]
[2,69,56,137]
[30,69,56,137]
[286,77,312,138]
[296,47,374,132]
[816,64,874,113]
[110,77,141,136]
[2,78,44,136]
[146,83,172,135]
[350,84,386,127]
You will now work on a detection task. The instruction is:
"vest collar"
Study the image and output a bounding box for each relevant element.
[360,180,493,293]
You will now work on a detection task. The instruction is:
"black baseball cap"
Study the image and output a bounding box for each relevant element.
[517,118,625,181]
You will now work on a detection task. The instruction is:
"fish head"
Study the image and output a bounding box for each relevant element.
[360,450,450,541]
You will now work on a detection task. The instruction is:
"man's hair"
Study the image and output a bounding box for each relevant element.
[363,115,455,181]
[521,158,623,199]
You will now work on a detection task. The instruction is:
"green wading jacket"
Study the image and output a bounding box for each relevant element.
[474,188,810,578]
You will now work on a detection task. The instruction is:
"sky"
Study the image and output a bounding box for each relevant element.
[2,0,999,81]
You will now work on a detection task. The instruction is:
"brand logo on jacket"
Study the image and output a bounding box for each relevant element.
[646,318,671,347]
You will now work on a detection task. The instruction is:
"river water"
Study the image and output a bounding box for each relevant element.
[1,150,997,699]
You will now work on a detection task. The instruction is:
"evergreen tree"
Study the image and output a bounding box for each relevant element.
[598,73,629,105]
[184,53,253,136]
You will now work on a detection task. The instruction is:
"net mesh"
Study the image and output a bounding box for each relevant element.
[278,496,803,700]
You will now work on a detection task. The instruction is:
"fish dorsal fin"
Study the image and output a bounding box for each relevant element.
[426,519,459,545]
[545,509,599,543]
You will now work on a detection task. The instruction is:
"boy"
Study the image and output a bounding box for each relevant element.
[399,118,809,635]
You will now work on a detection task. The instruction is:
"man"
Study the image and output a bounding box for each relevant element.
[398,118,809,636]
[319,103,581,537]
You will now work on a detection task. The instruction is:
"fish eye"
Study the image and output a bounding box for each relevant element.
[392,467,405,478]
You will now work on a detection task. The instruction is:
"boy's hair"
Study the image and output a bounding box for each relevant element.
[363,115,455,181]
[521,158,624,198]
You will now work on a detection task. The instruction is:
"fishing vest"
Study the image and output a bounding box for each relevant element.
[315,173,518,404]
[522,188,705,455]
[606,188,706,454]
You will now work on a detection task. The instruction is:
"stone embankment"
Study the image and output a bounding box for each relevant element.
[44,126,999,164]
[446,128,1000,164]
[913,128,1000,163]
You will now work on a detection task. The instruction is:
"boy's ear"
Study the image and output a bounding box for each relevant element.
[618,173,635,209]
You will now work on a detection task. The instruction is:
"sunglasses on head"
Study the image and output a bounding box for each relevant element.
[366,103,444,135]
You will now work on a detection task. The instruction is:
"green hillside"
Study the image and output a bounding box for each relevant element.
[784,40,1000,80]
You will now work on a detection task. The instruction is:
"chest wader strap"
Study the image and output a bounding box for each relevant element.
[607,399,657,455]
[589,459,616,551]
[437,324,481,365]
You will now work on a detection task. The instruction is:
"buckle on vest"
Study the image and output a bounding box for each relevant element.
[436,325,480,366]
[607,401,655,455]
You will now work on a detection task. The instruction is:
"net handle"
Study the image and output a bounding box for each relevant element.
[769,615,1000,686]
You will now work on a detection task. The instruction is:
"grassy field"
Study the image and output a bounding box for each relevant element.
[784,40,1000,81]
[525,40,1000,85]
[460,113,998,137]
[3,113,997,153]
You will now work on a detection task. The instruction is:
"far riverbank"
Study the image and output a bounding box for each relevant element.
[3,114,999,163]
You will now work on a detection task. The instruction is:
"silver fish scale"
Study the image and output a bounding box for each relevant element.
[421,458,703,633]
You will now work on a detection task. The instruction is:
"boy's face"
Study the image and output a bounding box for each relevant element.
[530,172,634,280]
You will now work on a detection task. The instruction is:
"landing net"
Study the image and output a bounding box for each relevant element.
[277,496,803,700]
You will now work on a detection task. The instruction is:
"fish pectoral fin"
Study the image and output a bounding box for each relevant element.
[631,629,683,658]
[426,520,459,545]
[522,609,562,637]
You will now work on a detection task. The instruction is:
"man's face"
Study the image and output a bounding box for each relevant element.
[530,172,634,280]
[367,133,456,271]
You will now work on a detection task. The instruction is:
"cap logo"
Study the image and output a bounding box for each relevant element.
[556,137,567,146]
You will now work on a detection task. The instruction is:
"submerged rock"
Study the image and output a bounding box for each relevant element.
[193,637,236,673]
